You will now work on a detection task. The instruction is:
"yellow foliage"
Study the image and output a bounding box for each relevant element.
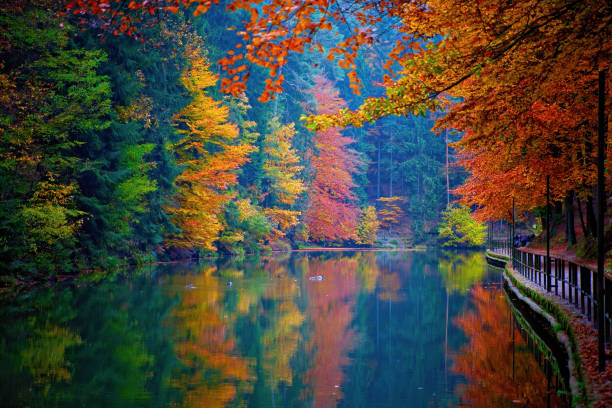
[355,205,379,246]
[262,119,306,206]
[263,207,301,238]
[376,196,404,229]
[167,47,254,250]
[236,198,260,222]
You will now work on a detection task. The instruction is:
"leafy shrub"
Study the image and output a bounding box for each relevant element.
[437,204,486,248]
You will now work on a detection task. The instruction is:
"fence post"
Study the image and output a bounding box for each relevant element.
[596,70,607,371]
[561,260,565,299]
[569,262,574,304]
[546,175,551,292]
[510,197,514,265]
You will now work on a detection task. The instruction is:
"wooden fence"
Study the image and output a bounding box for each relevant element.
[489,238,612,348]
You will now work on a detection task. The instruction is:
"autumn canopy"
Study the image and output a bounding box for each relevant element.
[65,0,610,222]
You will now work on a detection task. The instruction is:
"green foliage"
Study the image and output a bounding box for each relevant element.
[438,205,486,248]
[0,3,195,275]
[0,1,464,277]
[219,200,270,255]
[0,6,112,275]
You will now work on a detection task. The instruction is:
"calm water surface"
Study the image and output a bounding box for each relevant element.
[0,251,566,407]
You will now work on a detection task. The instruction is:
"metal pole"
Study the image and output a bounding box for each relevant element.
[546,175,551,292]
[446,129,450,208]
[510,197,515,266]
[597,70,607,371]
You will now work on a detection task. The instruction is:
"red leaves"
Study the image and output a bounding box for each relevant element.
[304,75,361,242]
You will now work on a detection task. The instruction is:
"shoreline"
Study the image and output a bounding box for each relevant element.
[487,250,612,408]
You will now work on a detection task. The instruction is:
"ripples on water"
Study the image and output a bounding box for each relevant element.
[0,250,567,407]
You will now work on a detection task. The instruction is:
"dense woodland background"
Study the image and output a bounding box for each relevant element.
[0,1,458,277]
[1,0,610,278]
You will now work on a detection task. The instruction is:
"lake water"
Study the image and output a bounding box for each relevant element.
[0,250,567,407]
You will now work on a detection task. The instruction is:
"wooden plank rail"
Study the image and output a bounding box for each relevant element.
[488,242,612,350]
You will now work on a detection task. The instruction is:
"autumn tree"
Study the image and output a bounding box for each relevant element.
[304,75,361,243]
[260,118,306,239]
[217,198,270,255]
[376,196,404,233]
[166,46,254,251]
[54,0,611,253]
[355,205,380,246]
[0,3,111,274]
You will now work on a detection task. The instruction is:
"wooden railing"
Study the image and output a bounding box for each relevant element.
[489,241,612,349]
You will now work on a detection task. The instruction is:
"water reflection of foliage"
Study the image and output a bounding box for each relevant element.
[438,251,488,294]
[260,258,304,388]
[20,324,82,387]
[452,286,565,407]
[1,251,502,407]
[169,266,255,408]
[0,289,83,402]
[354,252,381,293]
[341,250,462,407]
[0,277,178,407]
[299,256,361,408]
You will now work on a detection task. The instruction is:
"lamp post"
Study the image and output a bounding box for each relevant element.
[596,70,607,371]
[546,175,551,292]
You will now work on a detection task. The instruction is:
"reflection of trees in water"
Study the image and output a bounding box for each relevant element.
[3,251,554,408]
[340,252,461,408]
[0,295,83,405]
[260,259,304,389]
[0,276,178,407]
[299,256,361,408]
[19,323,82,386]
[169,266,254,408]
[438,251,488,295]
[452,286,565,407]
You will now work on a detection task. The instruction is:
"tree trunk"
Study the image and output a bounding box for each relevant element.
[377,139,381,199]
[445,129,450,208]
[551,200,563,234]
[389,134,393,198]
[576,197,587,239]
[565,191,576,246]
[586,195,597,238]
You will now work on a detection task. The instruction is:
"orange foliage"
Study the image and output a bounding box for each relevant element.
[304,75,361,242]
[300,256,360,408]
[452,286,565,407]
[166,47,254,250]
[64,1,611,220]
[66,1,609,113]
[376,196,404,230]
[170,267,254,408]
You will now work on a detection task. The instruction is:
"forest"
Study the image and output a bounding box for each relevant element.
[0,0,609,279]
